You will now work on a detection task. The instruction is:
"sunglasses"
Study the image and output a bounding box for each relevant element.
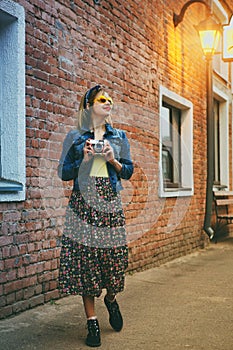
[94,95,113,105]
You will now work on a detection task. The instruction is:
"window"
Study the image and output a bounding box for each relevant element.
[213,99,220,185]
[0,1,25,201]
[212,0,230,83]
[213,87,229,189]
[161,103,181,188]
[213,38,229,82]
[159,86,193,197]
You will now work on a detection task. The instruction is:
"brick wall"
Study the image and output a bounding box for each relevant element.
[0,0,231,318]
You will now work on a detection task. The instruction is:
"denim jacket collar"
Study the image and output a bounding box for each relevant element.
[105,123,114,135]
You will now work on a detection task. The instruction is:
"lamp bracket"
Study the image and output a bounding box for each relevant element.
[173,0,211,27]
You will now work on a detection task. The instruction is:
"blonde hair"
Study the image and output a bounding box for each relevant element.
[77,87,113,131]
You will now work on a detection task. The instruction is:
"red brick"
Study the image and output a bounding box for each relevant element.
[38,271,53,283]
[4,257,22,270]
[25,264,38,276]
[19,244,27,255]
[17,267,26,279]
[0,236,13,247]
[3,211,21,222]
[6,293,16,305]
[29,295,44,308]
[10,246,19,257]
[0,296,7,307]
[0,305,13,319]
[0,272,7,284]
[44,289,59,302]
[6,270,17,282]
[15,290,24,302]
[2,246,10,259]
[40,250,53,261]
[4,280,24,295]
[12,300,29,314]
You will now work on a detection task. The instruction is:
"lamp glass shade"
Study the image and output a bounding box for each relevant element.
[198,29,220,56]
[196,16,221,57]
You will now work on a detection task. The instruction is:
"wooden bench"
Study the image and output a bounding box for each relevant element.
[213,191,233,225]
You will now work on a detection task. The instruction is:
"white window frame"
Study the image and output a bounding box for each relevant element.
[212,0,229,82]
[0,0,25,201]
[213,86,229,189]
[159,86,193,198]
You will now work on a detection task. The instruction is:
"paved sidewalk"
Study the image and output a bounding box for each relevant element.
[0,237,233,350]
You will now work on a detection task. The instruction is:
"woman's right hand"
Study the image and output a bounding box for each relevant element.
[83,139,94,163]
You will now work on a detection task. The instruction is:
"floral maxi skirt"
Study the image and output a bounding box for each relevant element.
[59,177,128,297]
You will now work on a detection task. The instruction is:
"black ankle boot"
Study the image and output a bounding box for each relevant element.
[104,296,123,332]
[86,319,101,347]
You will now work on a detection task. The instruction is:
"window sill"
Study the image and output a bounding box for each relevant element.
[164,187,192,192]
[160,187,193,198]
[213,69,229,85]
[0,180,23,192]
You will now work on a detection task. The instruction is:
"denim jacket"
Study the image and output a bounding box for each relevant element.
[58,124,134,192]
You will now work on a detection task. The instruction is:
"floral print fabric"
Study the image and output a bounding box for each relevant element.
[59,177,128,296]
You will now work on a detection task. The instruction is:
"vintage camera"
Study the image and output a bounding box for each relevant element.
[90,140,105,154]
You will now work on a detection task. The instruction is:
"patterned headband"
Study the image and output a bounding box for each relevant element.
[84,85,101,109]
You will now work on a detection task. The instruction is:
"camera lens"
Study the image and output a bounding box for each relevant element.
[94,141,104,153]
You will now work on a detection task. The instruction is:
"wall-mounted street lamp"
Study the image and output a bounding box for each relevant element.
[173,1,222,239]
[195,16,221,239]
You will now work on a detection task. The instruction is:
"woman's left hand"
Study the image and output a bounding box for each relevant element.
[103,141,114,162]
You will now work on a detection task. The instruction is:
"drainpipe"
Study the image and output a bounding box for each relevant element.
[203,55,214,239]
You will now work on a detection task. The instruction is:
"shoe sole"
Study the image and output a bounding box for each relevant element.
[85,340,101,347]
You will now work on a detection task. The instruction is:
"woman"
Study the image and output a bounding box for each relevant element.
[58,85,134,347]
